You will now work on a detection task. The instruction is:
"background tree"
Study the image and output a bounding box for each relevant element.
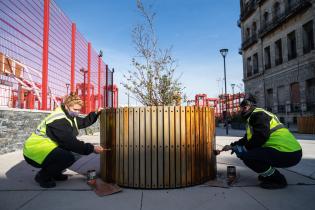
[122,0,185,106]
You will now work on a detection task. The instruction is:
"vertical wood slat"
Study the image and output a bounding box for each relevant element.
[115,109,120,183]
[175,106,181,187]
[145,107,151,188]
[186,106,192,186]
[119,109,124,185]
[169,106,176,188]
[210,108,217,179]
[180,106,186,186]
[133,108,140,187]
[158,106,164,188]
[151,107,158,188]
[164,107,170,188]
[128,109,134,187]
[100,106,216,188]
[139,107,146,188]
[191,106,196,184]
[195,106,200,183]
[123,108,129,186]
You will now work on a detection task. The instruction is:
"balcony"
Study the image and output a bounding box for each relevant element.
[240,0,257,21]
[275,57,283,66]
[242,33,258,50]
[259,0,312,38]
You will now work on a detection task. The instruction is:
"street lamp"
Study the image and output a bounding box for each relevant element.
[66,83,70,95]
[220,48,229,135]
[231,83,235,114]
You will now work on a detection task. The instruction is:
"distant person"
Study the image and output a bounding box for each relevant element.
[222,94,302,189]
[23,93,105,188]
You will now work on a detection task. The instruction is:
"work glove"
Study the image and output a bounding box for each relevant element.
[231,145,247,158]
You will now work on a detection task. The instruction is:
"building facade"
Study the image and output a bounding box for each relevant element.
[239,0,315,124]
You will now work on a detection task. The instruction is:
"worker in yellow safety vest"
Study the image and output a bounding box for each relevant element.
[222,94,302,189]
[23,93,105,188]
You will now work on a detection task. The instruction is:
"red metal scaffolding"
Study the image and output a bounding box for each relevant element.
[0,0,117,113]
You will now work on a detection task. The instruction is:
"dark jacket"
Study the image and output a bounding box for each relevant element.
[231,108,272,150]
[45,105,100,155]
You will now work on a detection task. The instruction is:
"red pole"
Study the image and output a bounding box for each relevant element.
[105,64,108,107]
[98,56,101,108]
[41,0,50,110]
[87,42,91,113]
[70,23,76,93]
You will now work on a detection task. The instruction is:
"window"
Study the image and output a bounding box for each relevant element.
[253,53,259,74]
[252,22,257,35]
[275,39,283,65]
[287,31,297,60]
[277,85,286,113]
[273,2,281,19]
[246,57,252,77]
[266,88,273,111]
[263,11,269,25]
[246,27,250,38]
[264,46,271,69]
[303,20,314,54]
[306,78,315,112]
[290,82,300,112]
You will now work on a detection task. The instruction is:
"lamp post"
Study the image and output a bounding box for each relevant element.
[220,48,229,135]
[66,83,70,95]
[231,83,235,114]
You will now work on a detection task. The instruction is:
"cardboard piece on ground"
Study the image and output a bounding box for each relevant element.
[89,178,122,196]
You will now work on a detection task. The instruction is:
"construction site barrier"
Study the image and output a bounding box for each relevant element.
[99,106,216,189]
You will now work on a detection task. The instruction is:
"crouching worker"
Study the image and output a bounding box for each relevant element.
[23,93,105,188]
[222,95,302,189]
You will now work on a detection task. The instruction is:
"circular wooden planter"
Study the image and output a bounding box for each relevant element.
[100,106,216,189]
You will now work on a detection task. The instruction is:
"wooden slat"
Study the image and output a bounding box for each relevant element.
[180,106,186,186]
[205,107,209,179]
[110,109,116,182]
[200,107,205,181]
[139,107,146,188]
[210,108,217,179]
[145,107,152,188]
[115,109,120,183]
[186,106,192,186]
[128,108,134,187]
[151,107,158,188]
[191,106,196,184]
[119,109,124,185]
[164,106,170,188]
[169,106,176,188]
[99,110,106,180]
[175,106,181,187]
[133,107,140,188]
[123,108,129,186]
[157,106,164,188]
[195,107,200,183]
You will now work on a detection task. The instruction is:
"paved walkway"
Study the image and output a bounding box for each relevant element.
[0,128,315,210]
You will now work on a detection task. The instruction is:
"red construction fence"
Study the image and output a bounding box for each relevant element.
[0,0,118,113]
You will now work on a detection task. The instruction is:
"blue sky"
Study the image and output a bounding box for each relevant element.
[55,0,244,106]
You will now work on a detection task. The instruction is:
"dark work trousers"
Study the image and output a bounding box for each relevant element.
[241,147,302,174]
[24,147,76,178]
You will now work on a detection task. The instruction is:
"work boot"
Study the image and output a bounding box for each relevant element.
[35,172,56,188]
[259,170,287,189]
[53,173,68,181]
[258,175,266,181]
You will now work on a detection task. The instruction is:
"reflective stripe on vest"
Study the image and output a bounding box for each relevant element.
[246,108,301,152]
[23,107,79,164]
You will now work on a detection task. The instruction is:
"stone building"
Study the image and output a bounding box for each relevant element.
[239,0,315,125]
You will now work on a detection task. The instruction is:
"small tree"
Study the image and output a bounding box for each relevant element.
[122,0,185,106]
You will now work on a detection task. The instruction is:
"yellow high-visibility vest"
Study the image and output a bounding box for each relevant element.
[246,108,301,152]
[23,107,78,164]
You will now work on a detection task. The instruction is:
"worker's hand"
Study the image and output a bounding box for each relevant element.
[231,145,247,158]
[221,145,232,151]
[93,145,104,154]
[98,107,103,113]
